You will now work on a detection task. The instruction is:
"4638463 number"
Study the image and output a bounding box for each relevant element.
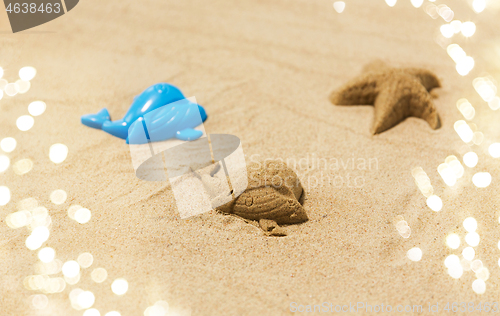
[6,2,61,14]
[443,302,499,313]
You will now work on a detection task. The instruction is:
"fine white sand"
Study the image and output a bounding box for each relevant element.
[1,0,500,315]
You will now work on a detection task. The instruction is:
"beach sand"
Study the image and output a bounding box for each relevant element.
[1,0,500,315]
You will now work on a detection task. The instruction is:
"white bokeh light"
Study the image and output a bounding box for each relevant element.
[111,278,129,295]
[488,143,500,158]
[473,131,484,145]
[26,227,50,250]
[1,137,17,153]
[448,265,463,279]
[411,0,423,8]
[0,78,7,90]
[13,158,33,175]
[50,189,67,205]
[333,1,345,13]
[69,288,84,309]
[77,291,95,309]
[488,97,500,110]
[456,99,475,119]
[456,56,474,76]
[456,99,475,120]
[438,163,457,186]
[0,155,10,173]
[426,195,442,212]
[446,234,460,249]
[463,152,478,168]
[75,208,91,224]
[68,205,82,220]
[446,254,463,278]
[445,254,460,268]
[62,260,80,278]
[472,279,486,294]
[472,172,491,188]
[6,210,31,229]
[19,66,37,81]
[0,186,11,205]
[407,247,422,262]
[16,80,30,94]
[461,21,476,37]
[472,0,486,13]
[4,83,19,96]
[446,159,464,179]
[465,232,480,247]
[473,77,496,102]
[38,247,55,263]
[476,267,490,281]
[28,101,46,116]
[385,0,397,7]
[438,5,454,22]
[463,217,477,232]
[462,247,475,261]
[49,143,68,164]
[454,121,473,143]
[16,115,34,131]
[440,24,454,38]
[65,273,81,285]
[447,44,466,63]
[144,303,169,316]
[77,252,94,268]
[91,268,108,283]
[450,20,461,34]
[83,309,101,316]
[31,294,49,309]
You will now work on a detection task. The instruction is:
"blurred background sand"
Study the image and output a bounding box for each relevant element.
[1,0,500,315]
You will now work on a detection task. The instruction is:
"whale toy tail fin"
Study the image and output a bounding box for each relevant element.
[81,108,110,129]
[102,119,130,139]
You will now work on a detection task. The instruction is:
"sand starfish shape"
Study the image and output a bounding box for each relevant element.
[329,63,441,134]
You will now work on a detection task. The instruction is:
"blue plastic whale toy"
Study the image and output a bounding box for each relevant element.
[81,83,207,144]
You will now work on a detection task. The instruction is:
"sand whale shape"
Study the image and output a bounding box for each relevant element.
[81,83,207,143]
[217,160,308,236]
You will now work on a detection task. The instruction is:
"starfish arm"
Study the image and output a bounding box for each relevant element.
[329,73,380,106]
[371,74,439,134]
[371,80,407,134]
[408,86,440,130]
[402,68,441,91]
